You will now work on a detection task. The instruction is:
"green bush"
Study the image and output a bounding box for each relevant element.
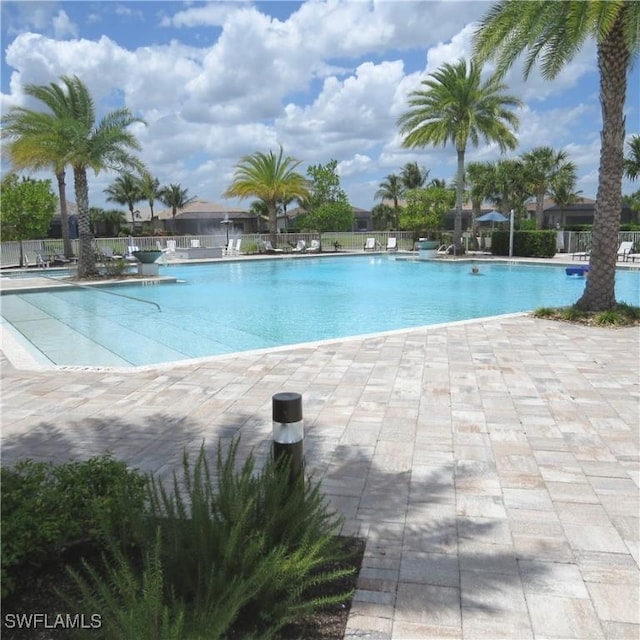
[492,230,556,257]
[1,455,146,597]
[70,440,356,639]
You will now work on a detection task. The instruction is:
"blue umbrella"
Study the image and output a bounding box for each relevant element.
[476,210,509,222]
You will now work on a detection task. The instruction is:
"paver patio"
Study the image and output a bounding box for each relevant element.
[1,306,638,639]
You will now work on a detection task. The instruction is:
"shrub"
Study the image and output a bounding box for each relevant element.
[71,440,357,639]
[492,230,556,257]
[1,456,146,597]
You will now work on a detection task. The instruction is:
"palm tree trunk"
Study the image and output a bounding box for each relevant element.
[56,170,73,258]
[172,209,177,234]
[269,201,278,247]
[576,12,628,312]
[454,148,465,250]
[73,166,95,279]
[535,191,545,229]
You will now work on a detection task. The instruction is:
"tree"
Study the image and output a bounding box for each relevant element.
[465,161,496,247]
[397,58,522,251]
[159,184,196,234]
[137,171,163,230]
[371,203,395,231]
[401,161,429,190]
[299,160,353,232]
[474,1,640,310]
[490,158,530,219]
[104,173,143,232]
[624,135,640,181]
[2,87,74,258]
[1,174,57,267]
[374,174,404,229]
[6,76,146,278]
[224,147,309,247]
[399,185,455,238]
[522,147,576,229]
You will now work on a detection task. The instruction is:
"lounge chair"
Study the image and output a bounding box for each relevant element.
[292,240,306,253]
[233,238,242,255]
[386,237,397,252]
[125,245,140,261]
[100,246,123,260]
[51,253,71,265]
[166,240,177,253]
[190,239,201,248]
[263,240,283,254]
[364,237,378,251]
[35,252,50,268]
[307,239,320,253]
[627,253,640,263]
[572,249,591,261]
[617,241,634,261]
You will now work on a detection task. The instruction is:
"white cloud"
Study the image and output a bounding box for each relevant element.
[52,10,77,39]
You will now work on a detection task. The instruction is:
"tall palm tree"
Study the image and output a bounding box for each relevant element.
[223,147,309,247]
[104,173,143,231]
[400,161,429,190]
[374,173,404,229]
[397,59,522,250]
[624,135,640,181]
[137,171,162,230]
[490,158,529,218]
[2,89,74,257]
[159,184,196,234]
[465,161,495,247]
[5,75,145,277]
[548,181,583,229]
[522,147,576,229]
[474,1,640,310]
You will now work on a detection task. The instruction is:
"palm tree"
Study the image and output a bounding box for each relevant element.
[374,173,404,229]
[522,147,576,229]
[5,76,145,278]
[397,59,522,250]
[548,181,583,229]
[400,162,429,190]
[104,173,143,232]
[223,147,309,247]
[474,1,640,310]
[159,184,196,234]
[137,171,163,230]
[2,88,74,258]
[465,161,495,247]
[624,135,640,181]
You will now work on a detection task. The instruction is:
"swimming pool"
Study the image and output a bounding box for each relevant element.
[2,256,638,367]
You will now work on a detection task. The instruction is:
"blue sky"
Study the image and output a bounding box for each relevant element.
[2,1,638,213]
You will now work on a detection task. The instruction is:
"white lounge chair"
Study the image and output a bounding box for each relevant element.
[190,239,201,248]
[101,246,123,260]
[307,239,320,253]
[386,237,397,252]
[263,240,283,253]
[617,241,634,261]
[125,245,140,261]
[364,237,377,251]
[166,240,176,253]
[572,249,591,261]
[292,240,306,253]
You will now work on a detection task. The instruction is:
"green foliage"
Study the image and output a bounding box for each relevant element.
[101,258,129,278]
[533,307,556,318]
[1,455,146,597]
[371,203,394,230]
[400,186,454,237]
[132,440,353,638]
[65,530,186,640]
[534,303,640,327]
[492,230,556,257]
[0,174,57,241]
[301,159,354,232]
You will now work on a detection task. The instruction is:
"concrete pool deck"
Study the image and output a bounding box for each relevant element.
[1,259,639,639]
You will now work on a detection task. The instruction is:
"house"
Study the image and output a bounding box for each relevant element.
[284,205,373,232]
[155,200,258,235]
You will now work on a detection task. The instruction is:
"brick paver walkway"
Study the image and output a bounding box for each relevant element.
[1,312,638,639]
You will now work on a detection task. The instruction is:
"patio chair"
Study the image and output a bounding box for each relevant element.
[572,249,591,261]
[364,237,377,251]
[386,237,397,252]
[292,240,306,253]
[190,239,201,248]
[166,240,177,253]
[125,245,140,261]
[100,246,123,261]
[35,252,50,268]
[263,240,283,254]
[616,241,634,261]
[307,239,320,253]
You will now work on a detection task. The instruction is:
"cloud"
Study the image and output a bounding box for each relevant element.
[52,10,77,39]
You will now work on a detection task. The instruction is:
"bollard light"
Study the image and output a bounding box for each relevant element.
[272,392,304,482]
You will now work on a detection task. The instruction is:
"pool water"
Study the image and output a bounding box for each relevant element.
[2,256,638,367]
